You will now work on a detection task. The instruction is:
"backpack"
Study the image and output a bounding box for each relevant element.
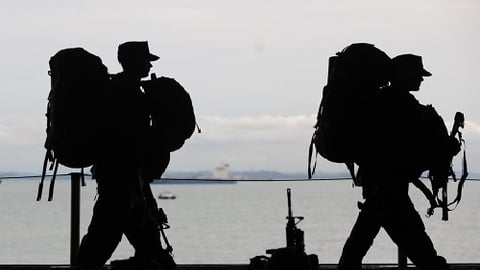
[140,74,199,179]
[142,74,198,152]
[308,43,391,180]
[37,47,109,201]
[420,107,468,220]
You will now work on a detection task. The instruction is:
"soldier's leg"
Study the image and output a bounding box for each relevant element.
[77,167,139,270]
[76,192,129,269]
[382,198,449,270]
[122,184,175,270]
[338,203,382,270]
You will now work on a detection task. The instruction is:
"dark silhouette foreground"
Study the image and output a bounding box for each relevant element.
[309,43,460,270]
[76,41,175,270]
[337,52,458,270]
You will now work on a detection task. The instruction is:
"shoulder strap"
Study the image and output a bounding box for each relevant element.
[36,151,51,201]
[308,134,317,179]
[345,162,358,186]
[446,131,468,209]
[47,159,59,201]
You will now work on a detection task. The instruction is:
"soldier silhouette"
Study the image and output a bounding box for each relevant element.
[338,54,457,270]
[76,41,175,270]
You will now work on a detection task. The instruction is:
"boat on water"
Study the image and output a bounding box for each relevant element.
[202,163,241,180]
[155,163,241,184]
[157,191,176,200]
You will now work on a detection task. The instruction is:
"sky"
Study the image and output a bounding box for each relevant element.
[0,0,479,175]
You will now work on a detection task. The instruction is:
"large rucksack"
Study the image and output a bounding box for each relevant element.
[308,43,391,180]
[37,47,109,201]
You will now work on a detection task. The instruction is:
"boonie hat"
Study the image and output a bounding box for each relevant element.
[118,41,159,63]
[392,54,431,77]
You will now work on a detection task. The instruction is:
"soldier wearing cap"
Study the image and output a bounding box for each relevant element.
[77,41,174,270]
[391,54,432,91]
[338,54,451,270]
[117,41,160,78]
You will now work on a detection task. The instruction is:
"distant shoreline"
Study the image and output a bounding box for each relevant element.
[2,170,479,181]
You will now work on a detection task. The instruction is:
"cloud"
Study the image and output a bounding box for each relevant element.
[193,114,315,143]
[1,113,480,174]
[0,115,45,172]
[168,114,318,172]
[170,114,480,173]
[463,120,480,136]
[0,113,319,172]
[0,115,44,147]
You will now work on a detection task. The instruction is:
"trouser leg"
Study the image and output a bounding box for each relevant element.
[338,204,381,270]
[76,194,129,269]
[124,198,163,261]
[382,199,449,270]
[77,167,140,269]
[122,184,176,270]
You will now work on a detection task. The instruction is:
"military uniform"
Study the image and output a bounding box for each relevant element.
[338,55,449,270]
[77,42,174,270]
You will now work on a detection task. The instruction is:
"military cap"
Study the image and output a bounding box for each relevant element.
[392,54,431,77]
[118,41,159,63]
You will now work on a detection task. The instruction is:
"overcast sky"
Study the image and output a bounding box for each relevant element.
[0,0,479,175]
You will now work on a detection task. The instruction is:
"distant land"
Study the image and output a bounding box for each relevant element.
[0,169,349,180]
[163,168,480,181]
[162,170,351,180]
[0,170,478,181]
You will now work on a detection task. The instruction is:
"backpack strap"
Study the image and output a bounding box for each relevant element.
[308,133,317,179]
[36,151,51,201]
[439,112,467,220]
[195,122,202,134]
[446,131,468,210]
[426,112,467,220]
[345,162,358,186]
[80,167,87,186]
[47,157,59,201]
[36,149,60,201]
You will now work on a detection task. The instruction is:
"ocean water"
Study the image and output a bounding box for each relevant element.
[0,178,479,264]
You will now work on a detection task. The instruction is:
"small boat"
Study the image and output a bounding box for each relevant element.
[153,162,241,184]
[158,191,176,200]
